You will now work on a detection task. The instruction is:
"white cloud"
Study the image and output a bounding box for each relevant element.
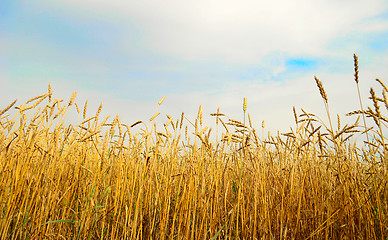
[44,0,387,62]
[2,0,387,142]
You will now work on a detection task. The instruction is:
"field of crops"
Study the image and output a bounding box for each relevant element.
[0,55,387,239]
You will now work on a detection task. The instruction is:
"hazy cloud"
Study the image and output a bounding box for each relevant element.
[42,0,387,62]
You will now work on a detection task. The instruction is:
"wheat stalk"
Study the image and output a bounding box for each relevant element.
[158,96,165,106]
[353,53,370,143]
[0,99,17,116]
[68,91,77,107]
[83,100,88,119]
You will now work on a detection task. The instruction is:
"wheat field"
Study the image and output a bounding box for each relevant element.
[0,55,387,239]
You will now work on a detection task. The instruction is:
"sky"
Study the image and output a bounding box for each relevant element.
[1,0,388,136]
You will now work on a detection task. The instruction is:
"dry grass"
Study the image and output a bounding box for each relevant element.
[0,56,387,239]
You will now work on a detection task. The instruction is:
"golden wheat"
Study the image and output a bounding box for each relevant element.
[0,99,17,116]
[314,76,328,103]
[353,53,359,84]
[0,57,387,240]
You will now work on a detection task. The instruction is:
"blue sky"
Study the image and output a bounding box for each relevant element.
[1,0,388,133]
